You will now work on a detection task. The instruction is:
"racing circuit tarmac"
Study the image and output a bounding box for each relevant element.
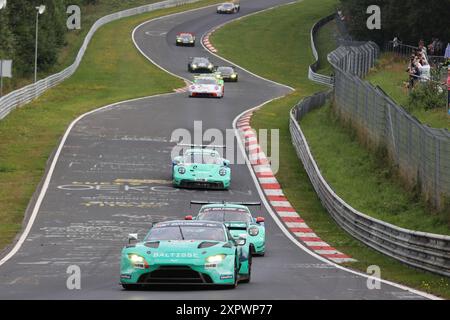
[0,0,431,299]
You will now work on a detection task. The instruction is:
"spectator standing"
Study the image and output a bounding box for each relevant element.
[447,66,450,115]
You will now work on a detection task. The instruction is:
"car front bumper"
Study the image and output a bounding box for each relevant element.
[120,257,236,285]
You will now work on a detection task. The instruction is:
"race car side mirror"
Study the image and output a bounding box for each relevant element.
[223,160,230,167]
[256,217,265,224]
[235,237,246,246]
[185,215,193,220]
[128,233,138,244]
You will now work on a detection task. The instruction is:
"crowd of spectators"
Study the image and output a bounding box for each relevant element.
[406,40,431,89]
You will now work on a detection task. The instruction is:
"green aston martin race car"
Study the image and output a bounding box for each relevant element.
[214,66,238,82]
[187,201,266,256]
[172,145,231,189]
[120,220,251,289]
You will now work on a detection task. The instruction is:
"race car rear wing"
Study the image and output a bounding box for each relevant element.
[190,200,261,208]
[178,143,226,150]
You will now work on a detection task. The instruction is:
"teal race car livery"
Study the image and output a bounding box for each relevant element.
[120,220,251,289]
[187,201,266,256]
[172,146,231,189]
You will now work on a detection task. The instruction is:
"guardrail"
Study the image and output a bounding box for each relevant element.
[328,43,449,209]
[289,93,450,277]
[308,14,334,87]
[0,0,202,121]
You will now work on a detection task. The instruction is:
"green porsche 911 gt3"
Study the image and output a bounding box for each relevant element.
[172,146,231,189]
[187,201,266,256]
[120,220,251,289]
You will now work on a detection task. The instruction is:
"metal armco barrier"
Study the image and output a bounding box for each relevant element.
[328,43,449,209]
[288,16,450,276]
[308,14,334,87]
[290,93,450,277]
[0,0,201,120]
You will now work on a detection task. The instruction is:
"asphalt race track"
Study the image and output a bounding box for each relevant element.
[0,0,429,300]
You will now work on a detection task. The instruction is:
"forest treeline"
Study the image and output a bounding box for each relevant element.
[339,0,450,48]
[0,0,97,77]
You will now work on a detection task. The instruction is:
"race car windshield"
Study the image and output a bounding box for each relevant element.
[146,226,226,241]
[179,34,193,40]
[217,67,233,74]
[198,210,251,223]
[195,79,217,85]
[222,3,234,8]
[193,58,209,64]
[183,153,222,164]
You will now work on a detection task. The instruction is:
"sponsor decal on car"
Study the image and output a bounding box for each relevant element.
[220,274,234,280]
[152,252,200,259]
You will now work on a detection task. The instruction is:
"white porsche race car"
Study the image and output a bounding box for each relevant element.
[217,2,240,14]
[189,75,225,98]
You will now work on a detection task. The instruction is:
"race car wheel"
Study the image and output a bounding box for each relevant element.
[240,254,252,284]
[225,260,239,288]
[122,284,139,291]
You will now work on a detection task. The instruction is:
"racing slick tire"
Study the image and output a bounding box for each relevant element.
[225,260,239,288]
[240,254,252,284]
[250,244,265,257]
[122,284,139,290]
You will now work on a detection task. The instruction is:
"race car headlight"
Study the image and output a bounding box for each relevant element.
[128,254,145,263]
[128,254,149,269]
[192,64,197,69]
[189,40,194,43]
[178,167,186,174]
[248,227,259,236]
[219,168,227,176]
[231,74,237,78]
[177,39,181,42]
[208,64,213,69]
[206,254,226,263]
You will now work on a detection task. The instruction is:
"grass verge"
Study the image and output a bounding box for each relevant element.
[367,53,449,130]
[211,0,450,298]
[301,104,449,235]
[0,0,222,252]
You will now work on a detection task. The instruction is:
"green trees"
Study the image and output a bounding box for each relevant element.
[0,3,15,62]
[340,0,450,46]
[0,0,68,77]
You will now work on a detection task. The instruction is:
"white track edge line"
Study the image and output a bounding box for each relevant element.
[200,1,298,92]
[1,0,441,301]
[132,3,223,85]
[232,102,441,301]
[0,1,221,268]
[0,91,179,267]
[199,0,441,301]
